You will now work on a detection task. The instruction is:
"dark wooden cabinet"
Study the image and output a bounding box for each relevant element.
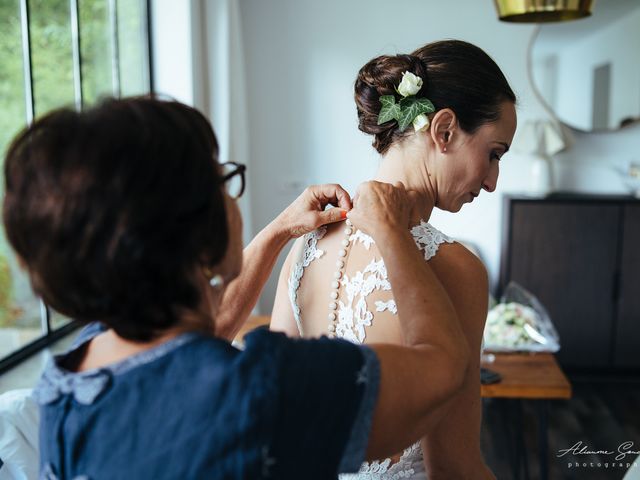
[615,204,640,368]
[499,194,640,371]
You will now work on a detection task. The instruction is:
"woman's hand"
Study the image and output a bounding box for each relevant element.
[346,181,419,237]
[274,184,353,239]
[215,183,351,339]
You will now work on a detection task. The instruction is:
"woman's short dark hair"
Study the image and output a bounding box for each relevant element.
[355,40,517,155]
[3,97,228,341]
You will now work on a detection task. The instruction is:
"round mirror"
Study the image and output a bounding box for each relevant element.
[530,0,640,132]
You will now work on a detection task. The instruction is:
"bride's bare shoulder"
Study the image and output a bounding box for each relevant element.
[430,240,485,271]
[429,240,489,307]
[429,238,487,276]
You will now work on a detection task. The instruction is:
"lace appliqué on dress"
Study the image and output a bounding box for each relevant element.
[351,220,453,262]
[340,442,422,480]
[288,227,327,336]
[350,230,375,250]
[336,220,452,344]
[336,259,391,344]
[410,221,454,261]
[375,300,397,314]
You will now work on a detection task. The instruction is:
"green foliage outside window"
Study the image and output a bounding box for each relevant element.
[0,0,149,357]
[0,0,32,336]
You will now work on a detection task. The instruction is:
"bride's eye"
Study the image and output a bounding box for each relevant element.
[490,151,502,162]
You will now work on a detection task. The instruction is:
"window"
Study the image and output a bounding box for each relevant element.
[0,0,152,372]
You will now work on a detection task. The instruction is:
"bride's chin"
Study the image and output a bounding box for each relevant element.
[439,198,464,213]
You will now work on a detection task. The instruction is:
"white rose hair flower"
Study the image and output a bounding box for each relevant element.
[412,113,430,133]
[397,71,423,97]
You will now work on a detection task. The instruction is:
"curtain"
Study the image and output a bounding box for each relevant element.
[193,0,253,245]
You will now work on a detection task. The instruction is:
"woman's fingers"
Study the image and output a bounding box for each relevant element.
[277,183,353,238]
[306,184,352,211]
[277,181,421,239]
[317,207,348,225]
[346,181,412,236]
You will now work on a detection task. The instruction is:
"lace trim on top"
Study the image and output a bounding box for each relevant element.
[340,442,422,479]
[33,327,198,406]
[288,226,327,336]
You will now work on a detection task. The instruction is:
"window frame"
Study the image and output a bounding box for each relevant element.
[0,0,154,374]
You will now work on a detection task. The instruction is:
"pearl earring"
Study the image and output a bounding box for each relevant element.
[209,274,224,289]
[443,146,447,153]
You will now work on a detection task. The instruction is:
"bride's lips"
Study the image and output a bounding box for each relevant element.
[468,191,479,202]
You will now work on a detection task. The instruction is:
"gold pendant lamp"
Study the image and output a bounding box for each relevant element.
[494,0,594,23]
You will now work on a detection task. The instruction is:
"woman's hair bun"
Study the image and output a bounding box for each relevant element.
[355,40,517,156]
[354,54,428,154]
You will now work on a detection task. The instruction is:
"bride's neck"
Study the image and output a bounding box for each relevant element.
[372,138,438,218]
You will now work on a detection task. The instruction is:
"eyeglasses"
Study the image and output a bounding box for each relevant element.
[220,162,246,199]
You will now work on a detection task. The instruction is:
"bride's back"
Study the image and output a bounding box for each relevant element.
[290,218,453,345]
[285,216,456,477]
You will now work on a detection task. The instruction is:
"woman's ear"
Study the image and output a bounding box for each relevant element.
[429,108,458,153]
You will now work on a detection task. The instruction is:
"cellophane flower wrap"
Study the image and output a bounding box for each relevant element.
[483,282,560,352]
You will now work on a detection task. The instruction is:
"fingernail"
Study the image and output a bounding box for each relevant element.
[340,210,347,220]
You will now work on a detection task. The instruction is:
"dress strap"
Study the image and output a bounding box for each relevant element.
[410,220,454,260]
[287,227,327,336]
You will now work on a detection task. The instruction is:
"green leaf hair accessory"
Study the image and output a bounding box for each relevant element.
[377,71,435,133]
[377,96,401,125]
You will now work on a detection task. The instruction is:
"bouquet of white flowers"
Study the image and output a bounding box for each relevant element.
[483,282,560,352]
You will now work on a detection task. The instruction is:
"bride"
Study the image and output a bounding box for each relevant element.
[271,40,517,479]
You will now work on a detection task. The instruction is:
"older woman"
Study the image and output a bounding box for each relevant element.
[3,97,468,479]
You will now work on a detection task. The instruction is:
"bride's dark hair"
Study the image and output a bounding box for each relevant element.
[354,39,516,155]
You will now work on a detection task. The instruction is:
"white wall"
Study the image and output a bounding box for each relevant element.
[549,8,640,130]
[154,0,640,314]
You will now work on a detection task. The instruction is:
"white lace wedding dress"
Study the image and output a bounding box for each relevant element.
[287,220,454,479]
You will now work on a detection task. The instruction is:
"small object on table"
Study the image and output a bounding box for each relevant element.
[480,367,502,385]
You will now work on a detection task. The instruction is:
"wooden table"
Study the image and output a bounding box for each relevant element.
[481,352,572,480]
[234,315,271,342]
[481,352,572,399]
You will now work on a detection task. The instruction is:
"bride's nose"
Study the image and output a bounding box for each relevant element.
[482,161,499,193]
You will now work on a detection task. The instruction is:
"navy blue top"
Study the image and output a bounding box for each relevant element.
[33,323,380,480]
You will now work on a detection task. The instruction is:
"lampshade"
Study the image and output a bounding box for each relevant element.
[516,119,571,156]
[494,0,594,23]
[516,119,572,196]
